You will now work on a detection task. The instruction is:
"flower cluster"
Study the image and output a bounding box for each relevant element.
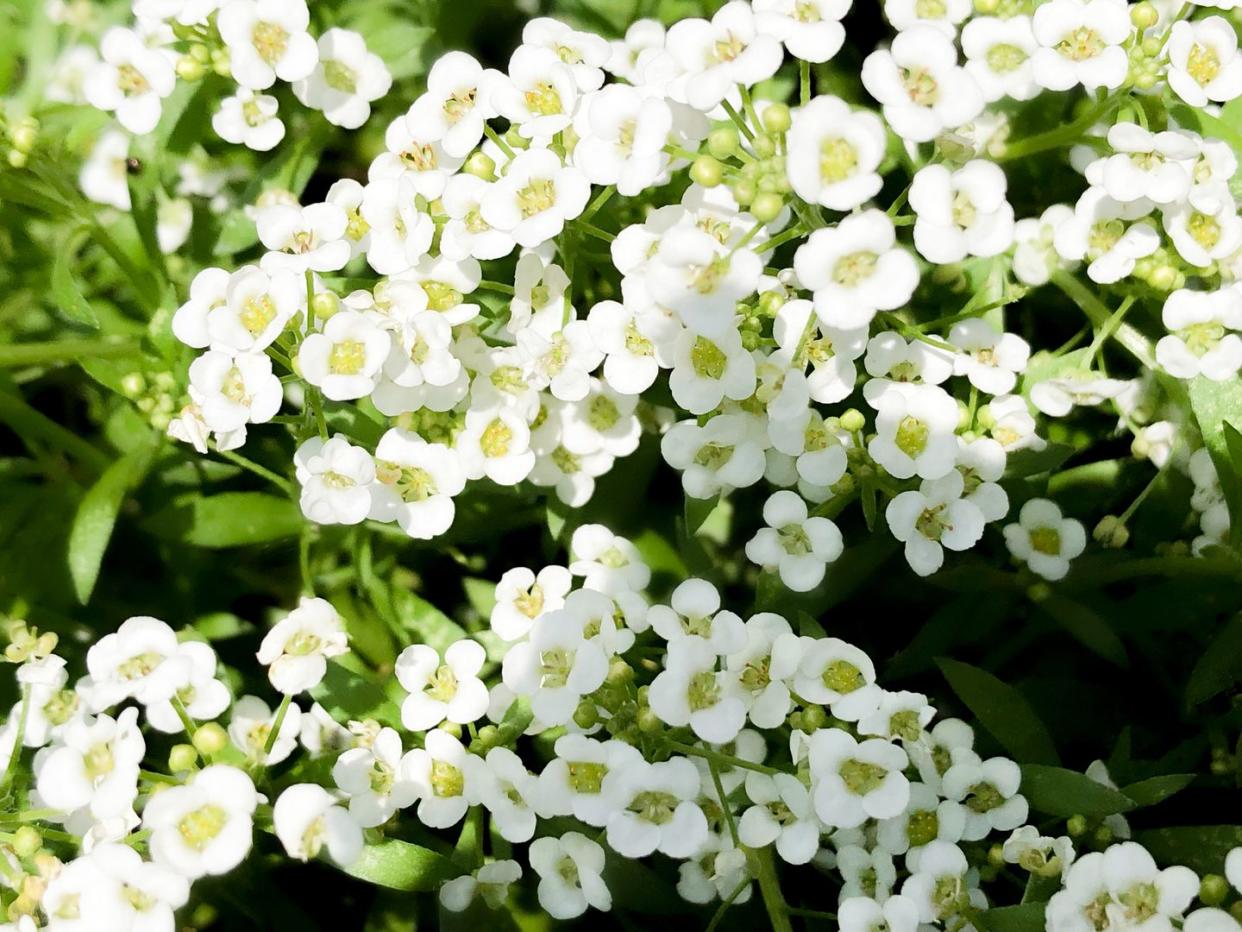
[3,526,1237,930]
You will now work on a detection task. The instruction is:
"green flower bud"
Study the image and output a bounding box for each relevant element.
[1130,2,1158,29]
[439,721,463,739]
[752,134,777,159]
[840,409,866,433]
[169,744,198,773]
[13,826,41,859]
[761,103,791,134]
[573,701,599,729]
[464,151,496,181]
[801,705,827,731]
[1093,516,1130,549]
[732,179,757,206]
[176,56,206,81]
[750,192,784,223]
[1200,874,1229,907]
[708,125,740,159]
[690,155,725,188]
[1067,814,1088,837]
[192,722,229,757]
[311,290,340,321]
[637,708,663,733]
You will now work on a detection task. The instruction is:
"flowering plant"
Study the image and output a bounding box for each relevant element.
[0,0,1241,929]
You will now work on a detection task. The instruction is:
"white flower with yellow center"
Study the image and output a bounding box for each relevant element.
[256,596,349,695]
[869,383,960,482]
[1090,124,1198,206]
[407,52,504,159]
[1013,204,1076,286]
[664,1,783,112]
[1053,186,1158,284]
[876,782,968,865]
[529,832,612,920]
[144,641,231,734]
[942,753,1028,841]
[299,309,392,401]
[188,350,282,435]
[213,88,284,151]
[739,770,819,864]
[36,707,144,824]
[1156,287,1242,382]
[649,637,747,743]
[82,615,181,711]
[217,0,318,90]
[910,160,1015,265]
[602,756,708,858]
[794,636,883,721]
[1030,0,1131,92]
[587,298,679,395]
[569,524,652,595]
[1163,198,1242,269]
[962,15,1040,102]
[861,26,983,143]
[332,726,420,827]
[948,318,1030,397]
[1167,16,1242,107]
[491,564,572,642]
[396,640,489,731]
[84,27,176,135]
[203,265,303,353]
[405,729,484,829]
[753,0,849,63]
[648,226,763,336]
[534,734,644,825]
[493,45,579,140]
[808,727,910,828]
[273,783,363,866]
[256,202,351,274]
[649,577,746,655]
[293,29,391,130]
[439,860,523,912]
[1002,497,1086,581]
[481,149,591,249]
[143,765,258,878]
[294,434,378,526]
[574,85,673,197]
[887,471,987,577]
[746,490,844,592]
[455,406,537,486]
[786,96,885,211]
[229,694,303,764]
[502,608,609,726]
[662,413,770,499]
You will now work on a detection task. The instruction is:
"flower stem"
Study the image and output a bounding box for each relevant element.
[751,846,794,932]
[799,60,811,108]
[664,739,786,776]
[721,99,754,142]
[1051,271,1155,368]
[0,685,30,792]
[264,694,292,757]
[171,694,197,738]
[483,124,516,161]
[217,449,293,493]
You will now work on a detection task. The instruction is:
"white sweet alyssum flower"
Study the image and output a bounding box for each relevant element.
[1003,498,1087,581]
[256,596,349,694]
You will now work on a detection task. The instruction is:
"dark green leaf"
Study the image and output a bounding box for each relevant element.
[1185,615,1242,707]
[68,436,157,603]
[345,839,460,892]
[50,247,99,329]
[1120,774,1195,808]
[1037,596,1127,666]
[684,494,719,536]
[1135,826,1242,875]
[1020,764,1135,817]
[975,903,1045,932]
[309,656,402,728]
[938,659,1059,764]
[1005,443,1075,479]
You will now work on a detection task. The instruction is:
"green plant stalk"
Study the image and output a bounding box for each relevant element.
[264,694,293,756]
[751,845,794,932]
[0,339,140,368]
[1051,271,1155,368]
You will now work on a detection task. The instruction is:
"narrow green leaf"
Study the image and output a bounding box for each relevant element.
[345,838,460,891]
[937,659,1059,764]
[309,656,402,728]
[394,589,469,653]
[50,248,99,329]
[684,494,719,536]
[1020,764,1135,817]
[1005,443,1075,479]
[975,903,1045,932]
[1185,615,1242,707]
[68,437,157,603]
[1120,774,1195,808]
[145,492,302,547]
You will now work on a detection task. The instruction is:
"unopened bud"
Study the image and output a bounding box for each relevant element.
[1093,515,1129,549]
[169,744,198,773]
[191,722,228,757]
[840,409,866,433]
[463,151,496,181]
[13,826,41,859]
[310,290,340,321]
[761,103,791,134]
[1200,874,1229,907]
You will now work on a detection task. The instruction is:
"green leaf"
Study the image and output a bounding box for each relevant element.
[1020,764,1135,817]
[67,437,157,603]
[393,589,469,653]
[50,246,99,329]
[1120,774,1195,808]
[1187,375,1242,544]
[145,492,302,547]
[684,494,719,536]
[1185,615,1242,707]
[1005,442,1075,479]
[345,838,460,892]
[1037,595,1127,666]
[937,659,1059,764]
[975,903,1045,932]
[309,656,402,728]
[1135,826,1242,875]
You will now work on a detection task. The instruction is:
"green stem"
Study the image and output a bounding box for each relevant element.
[300,525,315,596]
[799,60,811,108]
[477,279,516,296]
[721,99,754,142]
[786,906,838,921]
[170,694,197,738]
[707,759,740,845]
[140,769,180,785]
[706,877,752,932]
[483,124,516,160]
[574,220,615,243]
[753,223,807,255]
[752,846,794,932]
[263,694,292,757]
[665,740,786,776]
[1000,95,1121,162]
[580,184,616,223]
[217,449,293,493]
[1051,271,1155,368]
[1085,295,1136,363]
[0,685,30,792]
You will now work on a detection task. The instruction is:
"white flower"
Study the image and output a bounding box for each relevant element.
[1102,842,1200,929]
[1167,17,1242,107]
[665,1,783,111]
[785,96,885,211]
[670,328,756,415]
[475,747,539,842]
[877,782,968,864]
[207,265,303,353]
[440,174,516,262]
[574,85,672,196]
[962,16,1040,101]
[739,771,819,864]
[808,727,910,828]
[910,161,1015,265]
[491,565,572,642]
[900,841,971,922]
[439,860,522,912]
[986,394,1047,452]
[1002,825,1075,877]
[256,202,351,274]
[143,765,258,877]
[649,637,747,743]
[569,524,651,594]
[47,43,99,105]
[359,178,435,275]
[859,690,935,744]
[229,694,302,764]
[745,491,843,592]
[862,332,955,406]
[299,310,392,401]
[396,640,489,731]
[1002,497,1087,581]
[217,0,318,90]
[887,472,987,577]
[407,52,503,158]
[1030,372,1129,416]
[295,434,377,526]
[664,413,769,499]
[793,637,883,721]
[370,429,464,539]
[481,149,591,249]
[493,45,578,140]
[85,28,176,135]
[602,756,709,858]
[213,88,285,151]
[529,832,612,920]
[869,384,960,481]
[754,0,849,63]
[256,597,349,695]
[1013,204,1075,286]
[300,702,352,757]
[188,350,282,433]
[909,717,976,792]
[501,608,608,726]
[941,754,1028,840]
[81,616,185,712]
[648,227,763,335]
[861,26,983,143]
[144,641,231,734]
[332,726,420,827]
[949,318,1030,396]
[587,298,678,394]
[405,729,482,829]
[293,29,391,129]
[1031,0,1131,91]
[80,130,132,211]
[273,783,363,866]
[886,0,970,35]
[839,895,921,932]
[1164,199,1242,269]
[1054,188,1159,284]
[678,833,751,903]
[455,407,536,486]
[726,614,799,728]
[36,708,143,823]
[1093,124,1197,205]
[372,112,465,198]
[535,734,644,825]
[794,210,919,331]
[1156,288,1242,381]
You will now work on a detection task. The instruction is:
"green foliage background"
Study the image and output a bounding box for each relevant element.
[0,0,1240,928]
